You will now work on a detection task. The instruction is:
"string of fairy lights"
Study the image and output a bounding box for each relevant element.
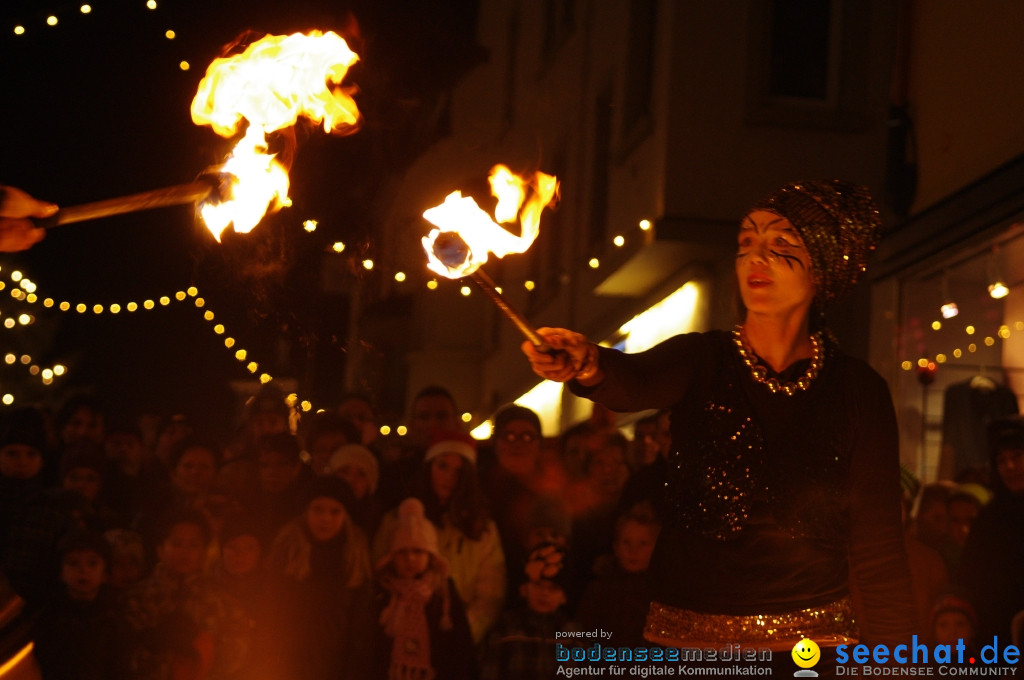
[0,213,654,420]
[900,319,1022,374]
[7,1,195,72]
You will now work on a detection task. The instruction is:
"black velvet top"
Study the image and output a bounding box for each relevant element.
[572,330,916,646]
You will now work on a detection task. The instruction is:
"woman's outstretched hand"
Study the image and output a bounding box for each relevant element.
[521,327,602,385]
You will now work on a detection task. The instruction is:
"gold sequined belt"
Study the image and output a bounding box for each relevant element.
[643,597,859,651]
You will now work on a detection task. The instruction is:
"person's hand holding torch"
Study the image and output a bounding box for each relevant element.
[521,328,603,385]
[0,185,56,251]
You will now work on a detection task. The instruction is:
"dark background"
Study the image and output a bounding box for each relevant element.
[0,0,482,435]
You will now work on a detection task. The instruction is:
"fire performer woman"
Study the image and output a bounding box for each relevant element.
[522,181,916,655]
[0,184,54,251]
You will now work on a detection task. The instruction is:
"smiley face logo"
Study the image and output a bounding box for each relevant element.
[791,638,820,669]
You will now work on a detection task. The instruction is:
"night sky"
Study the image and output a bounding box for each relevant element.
[0,0,482,435]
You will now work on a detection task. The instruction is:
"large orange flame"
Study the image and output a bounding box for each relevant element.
[191,30,361,241]
[422,165,559,278]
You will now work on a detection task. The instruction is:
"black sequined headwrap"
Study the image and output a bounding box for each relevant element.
[751,180,882,307]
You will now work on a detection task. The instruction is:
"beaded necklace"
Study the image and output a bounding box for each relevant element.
[732,326,824,396]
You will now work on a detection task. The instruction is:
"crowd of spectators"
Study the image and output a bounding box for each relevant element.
[1,384,1021,679]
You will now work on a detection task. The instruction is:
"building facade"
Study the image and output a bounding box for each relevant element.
[360,0,1024,484]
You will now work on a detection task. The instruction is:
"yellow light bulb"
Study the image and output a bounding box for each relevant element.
[92,304,103,314]
[59,302,70,311]
[235,349,247,361]
[204,311,214,321]
[110,304,121,313]
[144,300,155,310]
[159,296,170,306]
[213,324,225,334]
[175,291,186,301]
[394,272,406,282]
[76,303,87,313]
[127,302,138,312]
[187,287,198,297]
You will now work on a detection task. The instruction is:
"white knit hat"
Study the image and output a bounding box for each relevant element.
[377,498,449,577]
[423,431,477,466]
[324,444,379,493]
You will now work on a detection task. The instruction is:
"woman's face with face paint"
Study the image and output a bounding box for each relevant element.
[736,210,816,321]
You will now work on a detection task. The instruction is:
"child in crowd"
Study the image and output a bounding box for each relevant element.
[211,511,267,601]
[264,476,375,680]
[304,412,361,476]
[930,592,978,654]
[252,432,310,537]
[32,529,131,680]
[124,508,250,680]
[325,442,382,537]
[375,497,476,680]
[210,511,271,680]
[104,527,148,591]
[1,406,71,603]
[574,502,661,646]
[480,542,571,680]
[59,441,123,532]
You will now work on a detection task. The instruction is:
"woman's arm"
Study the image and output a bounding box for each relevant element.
[522,329,706,414]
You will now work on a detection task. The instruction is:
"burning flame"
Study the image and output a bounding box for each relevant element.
[191,30,361,241]
[422,165,559,278]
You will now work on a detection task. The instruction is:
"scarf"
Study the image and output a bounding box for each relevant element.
[379,576,435,680]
